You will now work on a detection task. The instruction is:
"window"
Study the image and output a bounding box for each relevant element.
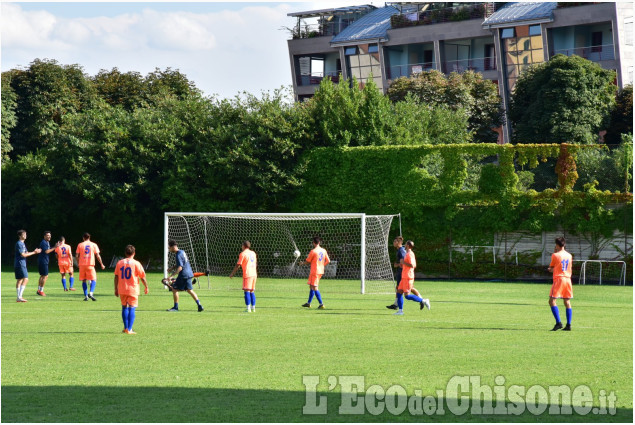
[368,44,379,53]
[501,25,544,92]
[592,31,603,53]
[346,43,383,89]
[345,46,358,55]
[529,25,541,36]
[625,18,633,46]
[501,28,515,39]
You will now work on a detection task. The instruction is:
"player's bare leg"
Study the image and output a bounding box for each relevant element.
[186,289,204,312]
[38,274,48,296]
[16,278,28,302]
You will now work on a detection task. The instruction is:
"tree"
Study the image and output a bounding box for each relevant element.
[605,84,633,145]
[509,54,616,144]
[1,72,17,163]
[93,68,146,110]
[386,70,503,142]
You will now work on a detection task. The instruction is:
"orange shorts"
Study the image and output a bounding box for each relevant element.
[79,266,96,281]
[243,277,256,291]
[120,294,138,307]
[59,264,73,274]
[308,274,322,287]
[550,276,573,299]
[398,277,414,293]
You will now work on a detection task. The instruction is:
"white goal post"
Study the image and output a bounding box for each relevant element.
[578,260,627,286]
[164,212,401,294]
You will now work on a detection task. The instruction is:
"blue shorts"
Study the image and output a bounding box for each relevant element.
[39,262,49,276]
[173,275,193,291]
[15,265,28,279]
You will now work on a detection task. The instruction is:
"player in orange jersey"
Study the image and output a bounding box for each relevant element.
[114,245,148,334]
[301,236,330,309]
[75,232,105,301]
[393,240,430,316]
[229,241,258,313]
[548,237,573,331]
[55,236,75,291]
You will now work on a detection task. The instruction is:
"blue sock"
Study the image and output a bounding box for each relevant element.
[62,278,67,290]
[90,280,96,293]
[174,302,179,310]
[551,305,561,324]
[244,291,250,306]
[315,290,323,305]
[250,292,256,306]
[566,308,572,325]
[70,277,74,288]
[308,290,315,304]
[397,293,404,309]
[121,306,129,330]
[195,299,201,306]
[406,294,423,303]
[128,307,136,331]
[82,281,88,296]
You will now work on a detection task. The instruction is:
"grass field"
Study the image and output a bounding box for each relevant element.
[1,269,632,422]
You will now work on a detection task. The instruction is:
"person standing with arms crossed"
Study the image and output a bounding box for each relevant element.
[76,232,105,301]
[229,241,258,313]
[15,230,42,302]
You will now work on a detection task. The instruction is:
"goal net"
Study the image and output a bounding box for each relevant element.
[164,213,399,294]
[578,260,627,286]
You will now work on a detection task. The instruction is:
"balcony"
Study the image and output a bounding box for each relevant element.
[443,56,497,74]
[297,71,341,86]
[390,3,494,29]
[287,22,349,39]
[551,44,615,62]
[386,62,436,80]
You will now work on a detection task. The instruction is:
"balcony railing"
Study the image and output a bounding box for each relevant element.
[551,44,615,62]
[391,3,494,29]
[287,22,351,39]
[386,62,436,79]
[443,57,497,74]
[297,71,341,86]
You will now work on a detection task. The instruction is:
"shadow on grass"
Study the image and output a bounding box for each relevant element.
[2,386,631,423]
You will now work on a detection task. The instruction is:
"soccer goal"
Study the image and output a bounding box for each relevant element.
[578,260,627,286]
[164,212,400,294]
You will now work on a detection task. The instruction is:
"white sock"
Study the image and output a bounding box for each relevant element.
[38,286,43,292]
[89,292,93,296]
[18,286,25,298]
[393,297,398,306]
[16,288,20,298]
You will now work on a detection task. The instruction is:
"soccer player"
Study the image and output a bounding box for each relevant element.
[394,240,430,316]
[229,241,258,313]
[547,236,573,331]
[36,231,58,296]
[14,230,42,302]
[76,232,105,301]
[301,236,330,309]
[114,245,148,334]
[386,236,424,310]
[55,236,75,291]
[166,240,204,312]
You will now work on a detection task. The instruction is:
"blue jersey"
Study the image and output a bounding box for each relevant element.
[15,241,27,268]
[176,249,194,278]
[395,246,406,281]
[39,239,50,264]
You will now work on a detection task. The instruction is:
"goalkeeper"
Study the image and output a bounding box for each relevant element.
[387,236,424,310]
[165,240,204,312]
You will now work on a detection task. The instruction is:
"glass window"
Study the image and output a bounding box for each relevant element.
[345,46,358,55]
[532,50,544,63]
[368,44,379,53]
[529,25,541,36]
[501,28,515,39]
[530,35,543,50]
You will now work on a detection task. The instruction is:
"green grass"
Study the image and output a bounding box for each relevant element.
[1,269,632,422]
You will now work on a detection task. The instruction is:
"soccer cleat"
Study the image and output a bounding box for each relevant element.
[301,303,311,308]
[563,324,571,331]
[318,304,325,310]
[69,287,76,291]
[17,298,28,303]
[393,310,404,315]
[551,322,563,331]
[83,296,89,301]
[127,330,137,335]
[386,304,398,310]
[122,329,128,334]
[192,278,197,285]
[422,299,431,310]
[37,290,46,297]
[205,270,210,276]
[167,307,179,312]
[244,308,252,313]
[251,307,255,313]
[64,288,68,292]
[88,294,96,301]
[198,304,204,312]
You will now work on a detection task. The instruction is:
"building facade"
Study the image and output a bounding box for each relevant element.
[286,2,634,143]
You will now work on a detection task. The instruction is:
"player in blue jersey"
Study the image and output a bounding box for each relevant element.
[37,231,58,297]
[15,230,42,302]
[166,240,203,312]
[386,236,424,310]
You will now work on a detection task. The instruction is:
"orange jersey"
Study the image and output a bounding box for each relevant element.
[114,258,146,296]
[237,249,257,278]
[307,247,330,276]
[550,250,572,279]
[402,250,416,279]
[55,243,73,266]
[76,241,100,267]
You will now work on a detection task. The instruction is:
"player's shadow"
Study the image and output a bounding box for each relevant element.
[2,385,631,422]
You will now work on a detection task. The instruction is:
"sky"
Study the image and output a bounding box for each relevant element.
[1,0,375,99]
